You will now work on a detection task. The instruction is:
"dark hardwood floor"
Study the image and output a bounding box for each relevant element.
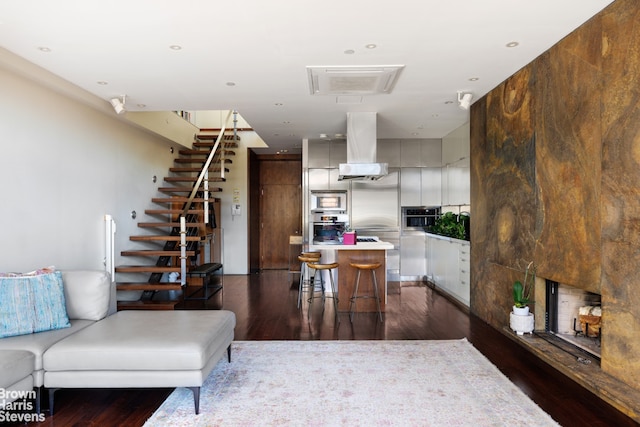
[15,270,637,427]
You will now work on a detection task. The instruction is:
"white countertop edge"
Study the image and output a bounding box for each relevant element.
[425,233,470,245]
[308,241,394,251]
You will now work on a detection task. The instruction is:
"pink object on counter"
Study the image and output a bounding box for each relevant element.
[342,231,357,245]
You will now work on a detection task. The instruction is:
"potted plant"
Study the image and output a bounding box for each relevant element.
[428,212,467,240]
[510,261,536,335]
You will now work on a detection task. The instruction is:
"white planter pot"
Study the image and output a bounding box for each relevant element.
[510,312,535,335]
[512,305,529,316]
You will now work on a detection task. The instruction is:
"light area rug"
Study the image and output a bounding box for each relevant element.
[144,339,559,427]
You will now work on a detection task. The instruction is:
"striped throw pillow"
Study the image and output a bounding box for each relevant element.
[0,271,71,338]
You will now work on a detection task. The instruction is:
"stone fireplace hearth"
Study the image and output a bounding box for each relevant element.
[500,275,640,421]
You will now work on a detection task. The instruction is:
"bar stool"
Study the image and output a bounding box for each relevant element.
[348,261,383,323]
[297,252,321,308]
[306,262,340,324]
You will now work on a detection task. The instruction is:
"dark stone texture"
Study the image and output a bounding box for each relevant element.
[471,0,640,398]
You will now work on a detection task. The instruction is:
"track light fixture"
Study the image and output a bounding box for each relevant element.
[109,95,127,114]
[457,91,473,110]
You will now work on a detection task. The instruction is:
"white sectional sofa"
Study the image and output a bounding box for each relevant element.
[0,270,236,417]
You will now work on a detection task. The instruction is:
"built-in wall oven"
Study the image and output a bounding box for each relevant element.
[312,213,348,245]
[401,207,440,232]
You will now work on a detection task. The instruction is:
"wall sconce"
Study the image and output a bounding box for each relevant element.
[110,95,127,114]
[457,91,473,110]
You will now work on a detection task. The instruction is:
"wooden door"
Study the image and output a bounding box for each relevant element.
[259,159,302,269]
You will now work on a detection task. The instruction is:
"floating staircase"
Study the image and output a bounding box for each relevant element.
[114,127,238,310]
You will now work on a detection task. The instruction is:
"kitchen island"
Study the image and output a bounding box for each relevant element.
[307,240,394,312]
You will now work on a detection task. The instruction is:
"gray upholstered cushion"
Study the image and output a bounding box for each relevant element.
[0,350,34,389]
[44,310,236,372]
[61,270,113,321]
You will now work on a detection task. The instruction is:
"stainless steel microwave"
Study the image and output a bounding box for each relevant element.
[310,190,347,212]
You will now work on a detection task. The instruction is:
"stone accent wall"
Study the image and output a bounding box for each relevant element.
[470,0,640,391]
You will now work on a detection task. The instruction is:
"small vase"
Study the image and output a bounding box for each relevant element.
[513,305,529,316]
[510,312,535,335]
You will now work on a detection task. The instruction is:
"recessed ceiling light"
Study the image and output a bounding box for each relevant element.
[169,45,182,50]
[469,77,479,81]
[365,44,377,49]
[506,41,519,48]
[97,81,108,85]
[38,46,51,52]
[344,49,355,55]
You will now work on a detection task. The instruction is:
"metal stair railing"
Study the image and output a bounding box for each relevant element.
[178,110,237,285]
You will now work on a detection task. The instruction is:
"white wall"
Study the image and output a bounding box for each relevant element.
[0,57,176,273]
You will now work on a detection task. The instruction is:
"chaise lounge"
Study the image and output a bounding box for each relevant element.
[0,269,236,415]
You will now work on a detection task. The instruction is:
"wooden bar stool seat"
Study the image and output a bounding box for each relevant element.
[306,262,340,324]
[348,261,383,323]
[297,252,321,308]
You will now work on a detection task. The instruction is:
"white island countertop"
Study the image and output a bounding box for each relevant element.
[308,241,394,251]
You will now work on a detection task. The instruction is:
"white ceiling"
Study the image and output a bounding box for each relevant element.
[0,0,613,154]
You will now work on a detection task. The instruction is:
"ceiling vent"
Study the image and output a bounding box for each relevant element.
[307,65,404,95]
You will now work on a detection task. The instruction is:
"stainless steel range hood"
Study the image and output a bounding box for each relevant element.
[338,112,388,181]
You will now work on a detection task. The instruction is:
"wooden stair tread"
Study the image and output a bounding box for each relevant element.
[116,282,183,291]
[120,249,197,256]
[164,177,226,182]
[168,167,229,173]
[173,158,233,164]
[117,300,179,311]
[115,265,182,273]
[137,222,205,228]
[129,235,203,241]
[193,142,238,150]
[151,197,210,203]
[157,187,223,194]
[144,209,205,214]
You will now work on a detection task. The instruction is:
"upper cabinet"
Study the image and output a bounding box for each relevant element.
[400,139,442,167]
[441,123,470,206]
[308,141,331,168]
[307,140,347,168]
[401,167,442,207]
[377,139,401,167]
[442,123,470,167]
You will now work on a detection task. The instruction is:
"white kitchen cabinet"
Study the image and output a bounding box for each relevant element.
[400,140,423,167]
[400,168,421,206]
[426,234,470,307]
[421,167,442,206]
[330,140,347,167]
[401,167,442,207]
[308,168,349,191]
[378,139,401,167]
[308,168,330,190]
[420,139,442,167]
[442,166,470,206]
[442,124,469,166]
[308,141,331,168]
[400,233,427,278]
